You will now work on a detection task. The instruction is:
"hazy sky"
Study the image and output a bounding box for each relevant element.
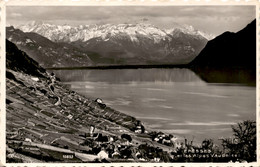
[7,6,255,36]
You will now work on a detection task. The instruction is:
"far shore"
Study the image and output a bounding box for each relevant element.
[46,64,188,70]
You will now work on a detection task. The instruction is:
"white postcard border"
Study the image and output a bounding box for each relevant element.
[0,1,259,167]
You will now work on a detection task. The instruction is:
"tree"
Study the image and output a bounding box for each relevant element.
[201,139,214,150]
[221,120,256,161]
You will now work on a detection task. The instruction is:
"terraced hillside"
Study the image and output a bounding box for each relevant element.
[6,40,177,163]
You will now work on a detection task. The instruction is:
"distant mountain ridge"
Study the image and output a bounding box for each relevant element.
[6,26,93,68]
[15,21,212,65]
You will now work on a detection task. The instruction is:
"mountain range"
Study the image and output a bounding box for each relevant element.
[11,21,213,66]
[6,19,256,84]
[18,21,215,42]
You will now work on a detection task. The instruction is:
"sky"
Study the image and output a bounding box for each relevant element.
[7,6,256,36]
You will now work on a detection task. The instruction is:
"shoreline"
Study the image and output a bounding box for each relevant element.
[46,64,188,70]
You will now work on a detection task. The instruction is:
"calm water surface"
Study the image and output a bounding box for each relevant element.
[53,68,256,143]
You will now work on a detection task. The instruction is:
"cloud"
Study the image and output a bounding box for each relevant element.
[6,6,256,35]
[10,12,22,17]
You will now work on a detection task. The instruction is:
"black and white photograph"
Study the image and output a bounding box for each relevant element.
[3,2,257,164]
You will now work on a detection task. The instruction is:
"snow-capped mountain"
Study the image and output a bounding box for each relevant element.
[18,21,215,42]
[15,21,212,65]
[165,24,215,41]
[6,26,93,67]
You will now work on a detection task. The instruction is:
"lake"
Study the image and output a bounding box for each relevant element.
[52,68,256,144]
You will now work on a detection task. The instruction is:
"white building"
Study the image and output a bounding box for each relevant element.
[97,150,109,160]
